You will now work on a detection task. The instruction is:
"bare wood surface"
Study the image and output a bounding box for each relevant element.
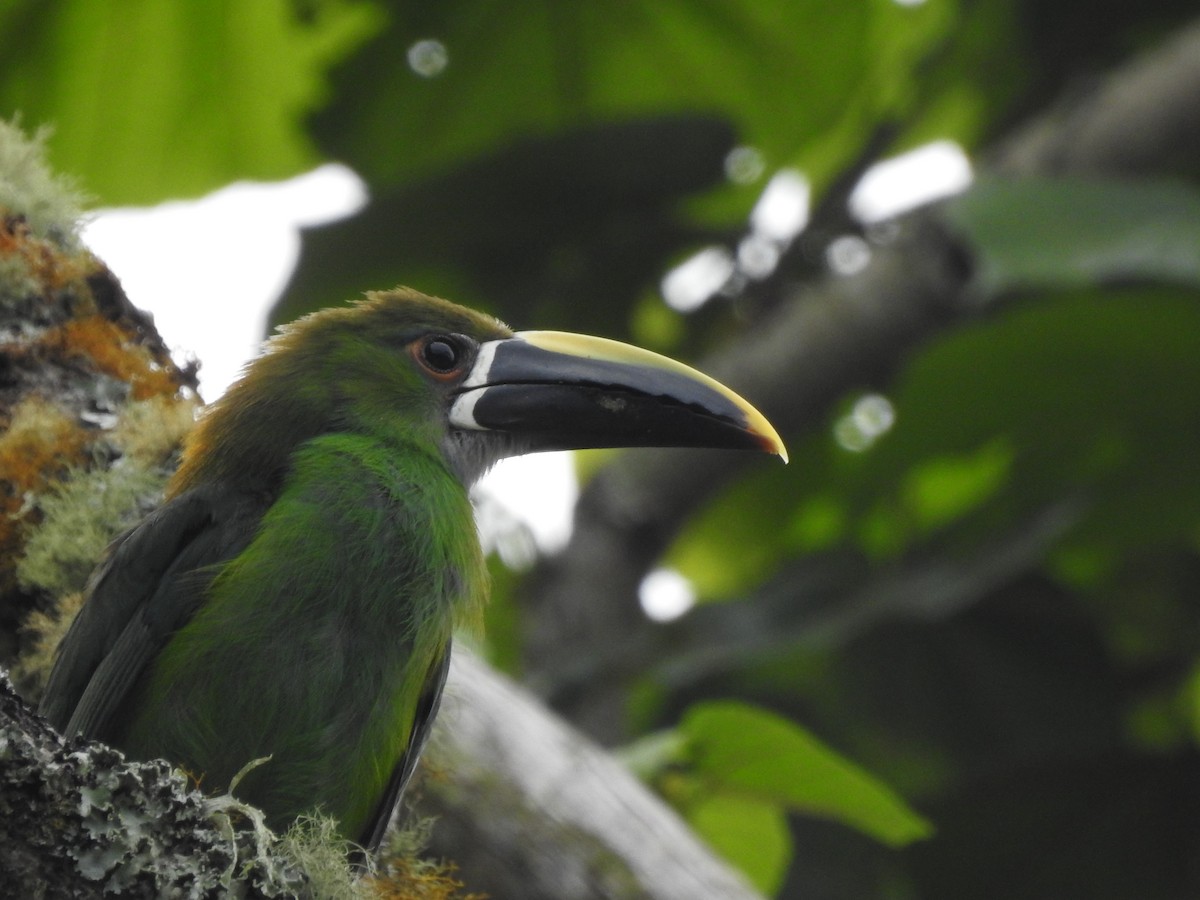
[420,650,762,900]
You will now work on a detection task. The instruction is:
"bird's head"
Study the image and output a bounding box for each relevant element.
[171,288,785,493]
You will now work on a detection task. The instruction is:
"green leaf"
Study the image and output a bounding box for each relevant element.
[901,440,1013,535]
[0,0,381,203]
[683,701,933,847]
[1185,662,1200,746]
[899,0,1026,154]
[617,728,689,782]
[689,792,792,896]
[314,1,953,200]
[890,288,1200,552]
[945,176,1200,296]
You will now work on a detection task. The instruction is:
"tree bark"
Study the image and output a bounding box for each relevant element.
[421,651,761,900]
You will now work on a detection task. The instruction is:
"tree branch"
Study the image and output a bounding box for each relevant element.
[420,651,761,900]
[522,15,1200,742]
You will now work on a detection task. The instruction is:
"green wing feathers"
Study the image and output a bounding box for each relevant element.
[42,434,485,842]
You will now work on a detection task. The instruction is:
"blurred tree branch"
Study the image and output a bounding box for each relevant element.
[522,16,1200,742]
[420,651,761,900]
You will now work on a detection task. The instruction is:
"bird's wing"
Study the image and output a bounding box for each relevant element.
[359,641,453,854]
[39,485,263,741]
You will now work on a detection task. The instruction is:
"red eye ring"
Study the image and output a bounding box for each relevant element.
[422,337,459,372]
[412,334,469,381]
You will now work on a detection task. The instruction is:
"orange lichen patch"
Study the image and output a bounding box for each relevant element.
[46,314,182,401]
[0,400,89,502]
[368,860,486,900]
[0,400,89,592]
[0,213,94,298]
[368,817,488,900]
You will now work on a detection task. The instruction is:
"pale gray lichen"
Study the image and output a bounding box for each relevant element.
[17,461,167,597]
[0,671,326,897]
[0,118,88,250]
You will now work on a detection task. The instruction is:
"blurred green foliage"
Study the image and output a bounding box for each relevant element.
[0,0,382,204]
[680,702,933,892]
[3,1,1199,896]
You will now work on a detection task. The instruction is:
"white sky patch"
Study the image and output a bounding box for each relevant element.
[750,168,810,241]
[826,234,872,276]
[82,163,367,401]
[639,568,696,622]
[850,140,973,223]
[662,167,810,313]
[661,246,735,312]
[724,145,766,185]
[476,451,578,555]
[407,38,449,77]
[834,393,897,453]
[737,233,782,279]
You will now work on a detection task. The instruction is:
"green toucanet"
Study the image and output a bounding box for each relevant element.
[39,287,785,853]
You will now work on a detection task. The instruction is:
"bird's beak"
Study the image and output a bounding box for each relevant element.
[448,331,787,461]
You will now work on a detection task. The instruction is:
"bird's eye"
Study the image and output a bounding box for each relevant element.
[421,336,461,374]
